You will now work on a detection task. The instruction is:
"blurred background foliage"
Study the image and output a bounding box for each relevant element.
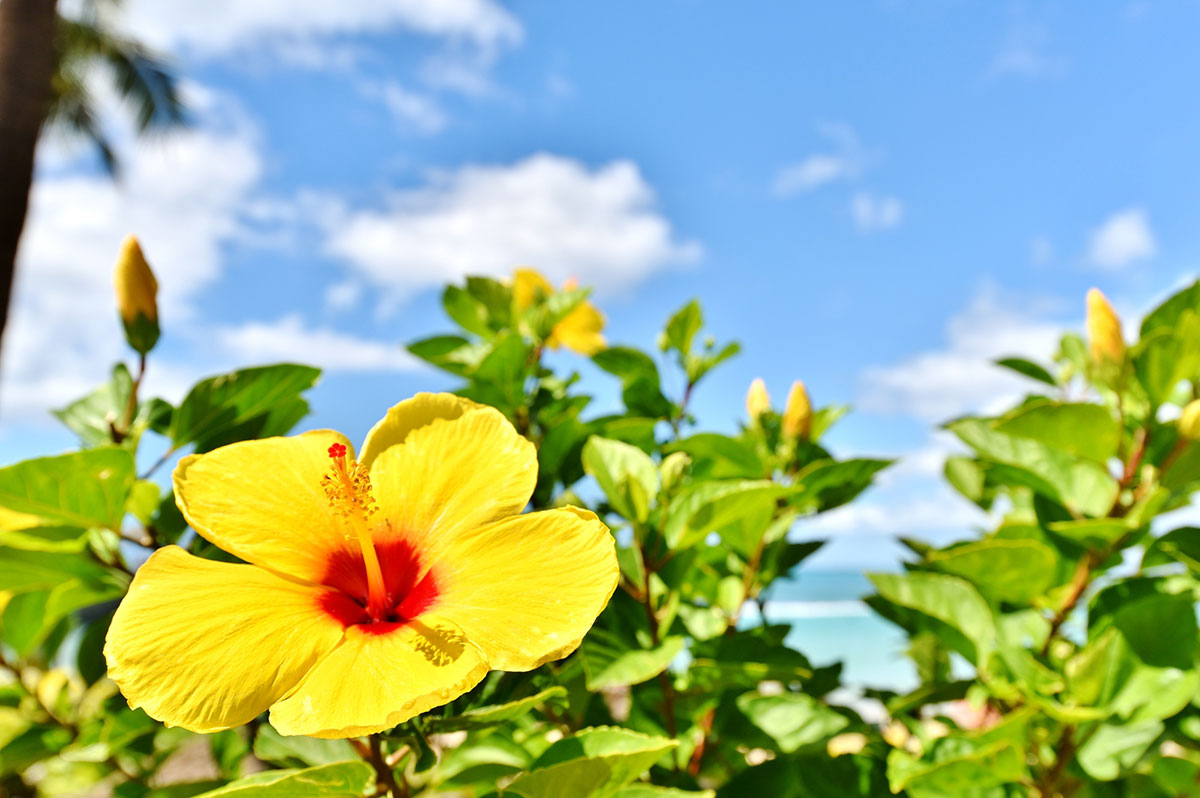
[5,238,1200,798]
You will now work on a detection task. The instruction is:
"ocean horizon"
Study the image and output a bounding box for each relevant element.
[752,568,918,691]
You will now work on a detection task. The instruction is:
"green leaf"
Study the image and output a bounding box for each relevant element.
[582,437,659,522]
[1162,442,1200,490]
[0,547,113,592]
[581,629,685,690]
[688,627,814,688]
[52,363,133,447]
[526,286,589,339]
[1046,518,1131,550]
[1101,588,1197,670]
[887,740,1024,797]
[126,479,161,526]
[684,340,741,385]
[425,686,567,732]
[1066,626,1196,723]
[1143,527,1200,572]
[190,761,374,797]
[944,457,990,509]
[592,347,672,418]
[504,727,677,798]
[869,572,997,664]
[735,692,849,753]
[659,299,702,356]
[0,525,87,553]
[592,347,660,386]
[475,331,530,384]
[1076,721,1163,781]
[0,448,134,529]
[809,405,849,442]
[251,725,357,769]
[2,578,123,654]
[612,787,714,798]
[993,401,1120,464]
[663,480,789,550]
[1141,279,1200,336]
[927,539,1057,603]
[465,276,514,328]
[948,418,1118,517]
[407,335,489,376]
[436,736,532,789]
[76,611,112,684]
[791,458,891,513]
[666,434,763,480]
[170,364,320,453]
[443,284,491,337]
[0,723,72,775]
[994,357,1057,386]
[1134,321,1200,407]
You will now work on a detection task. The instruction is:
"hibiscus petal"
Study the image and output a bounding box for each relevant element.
[358,392,477,469]
[104,546,345,733]
[512,267,553,310]
[366,397,537,551]
[433,507,618,671]
[268,616,488,738]
[552,301,607,355]
[172,430,355,583]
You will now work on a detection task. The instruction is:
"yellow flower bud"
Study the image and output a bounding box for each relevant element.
[1086,288,1124,364]
[114,235,158,325]
[882,720,911,749]
[746,378,770,422]
[1180,399,1200,441]
[782,380,812,440]
[826,732,867,758]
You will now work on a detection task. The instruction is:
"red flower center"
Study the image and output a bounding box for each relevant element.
[318,538,439,635]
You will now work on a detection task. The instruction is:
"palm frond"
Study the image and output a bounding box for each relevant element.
[48,12,185,172]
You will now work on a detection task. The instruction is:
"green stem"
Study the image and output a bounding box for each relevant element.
[115,352,146,442]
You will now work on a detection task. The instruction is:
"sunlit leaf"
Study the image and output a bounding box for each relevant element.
[0,448,134,530]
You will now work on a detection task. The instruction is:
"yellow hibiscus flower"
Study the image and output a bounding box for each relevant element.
[104,393,618,739]
[512,267,607,356]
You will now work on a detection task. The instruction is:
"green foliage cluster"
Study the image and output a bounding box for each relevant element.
[6,266,1200,798]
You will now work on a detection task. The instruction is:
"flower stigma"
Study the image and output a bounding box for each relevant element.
[321,442,388,619]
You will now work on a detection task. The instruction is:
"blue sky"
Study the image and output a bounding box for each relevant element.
[3,0,1198,568]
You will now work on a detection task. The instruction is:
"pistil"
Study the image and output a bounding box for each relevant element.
[322,443,388,619]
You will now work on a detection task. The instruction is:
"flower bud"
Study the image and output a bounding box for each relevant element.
[114,235,160,354]
[1180,399,1200,441]
[827,732,867,758]
[782,380,812,440]
[746,378,770,423]
[1086,288,1124,364]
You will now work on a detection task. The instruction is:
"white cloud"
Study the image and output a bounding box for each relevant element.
[773,155,855,196]
[2,95,263,422]
[124,0,523,58]
[325,281,364,312]
[367,82,448,134]
[805,494,986,537]
[215,315,420,372]
[772,123,868,197]
[324,153,702,307]
[850,192,904,232]
[860,287,1065,421]
[988,20,1065,79]
[1088,207,1156,270]
[419,50,509,98]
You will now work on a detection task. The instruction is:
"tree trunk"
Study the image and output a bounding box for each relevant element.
[0,0,58,362]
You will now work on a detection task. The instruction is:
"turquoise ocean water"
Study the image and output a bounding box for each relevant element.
[748,569,917,691]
